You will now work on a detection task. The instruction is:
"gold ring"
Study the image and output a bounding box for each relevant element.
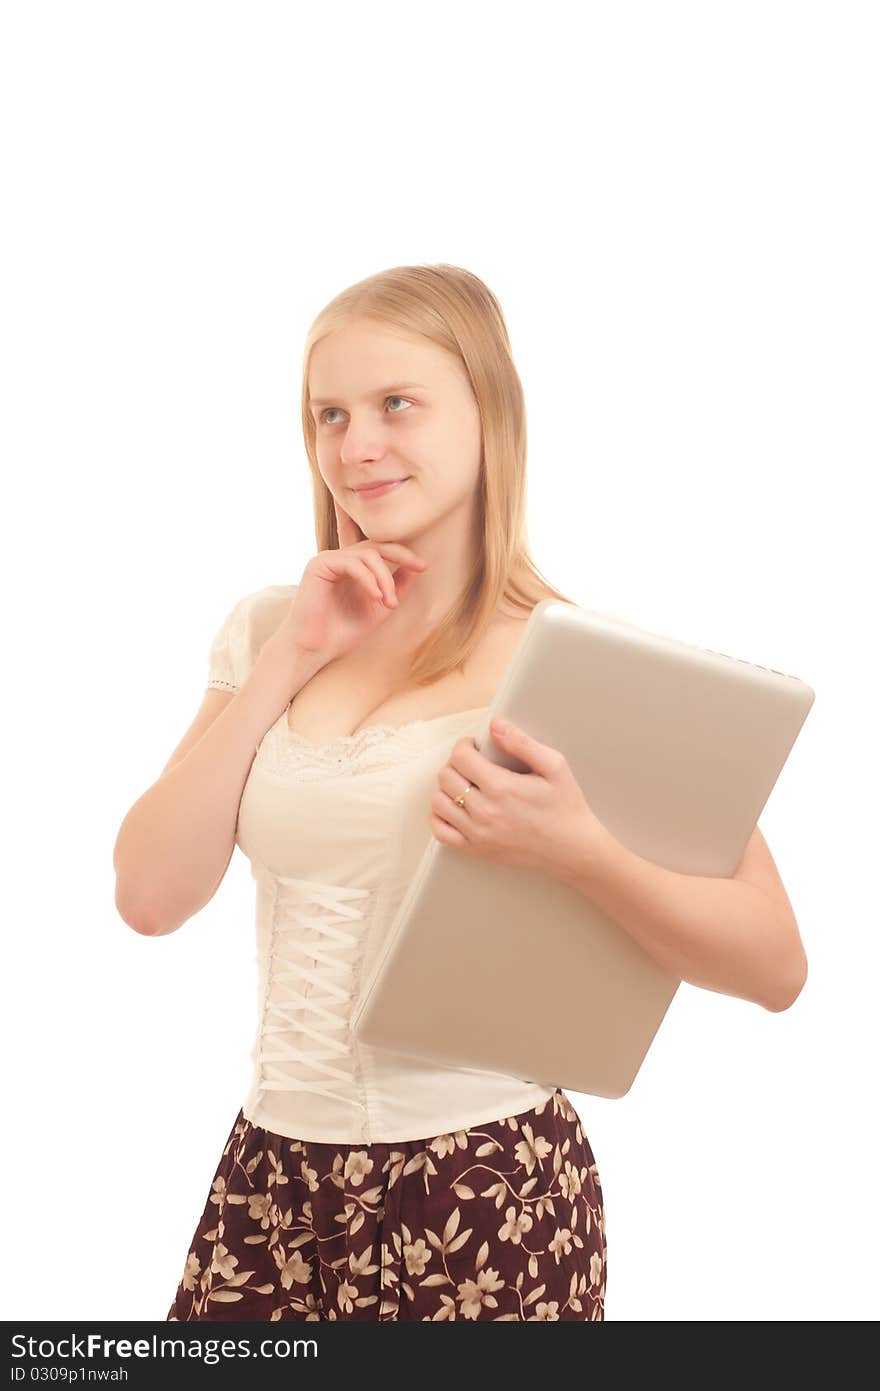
[453,782,472,809]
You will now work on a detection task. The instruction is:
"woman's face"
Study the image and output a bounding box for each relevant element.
[308,317,483,543]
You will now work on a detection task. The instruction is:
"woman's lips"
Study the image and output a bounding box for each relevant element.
[352,477,410,500]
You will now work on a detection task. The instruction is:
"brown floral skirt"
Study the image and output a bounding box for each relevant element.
[166,1086,607,1322]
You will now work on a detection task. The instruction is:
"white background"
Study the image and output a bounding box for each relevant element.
[2,0,876,1323]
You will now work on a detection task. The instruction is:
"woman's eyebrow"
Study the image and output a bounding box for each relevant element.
[309,382,427,407]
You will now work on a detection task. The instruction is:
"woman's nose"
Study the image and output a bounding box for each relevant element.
[339,417,390,464]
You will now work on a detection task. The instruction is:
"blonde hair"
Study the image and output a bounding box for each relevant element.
[300,262,577,689]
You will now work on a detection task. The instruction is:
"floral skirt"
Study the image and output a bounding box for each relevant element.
[166,1086,607,1322]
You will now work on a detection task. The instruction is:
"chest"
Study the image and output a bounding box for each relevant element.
[239,703,487,880]
[284,612,528,743]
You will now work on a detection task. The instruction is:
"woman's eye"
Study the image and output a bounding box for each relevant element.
[319,396,412,426]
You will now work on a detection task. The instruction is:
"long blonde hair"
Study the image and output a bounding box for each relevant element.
[300,263,577,688]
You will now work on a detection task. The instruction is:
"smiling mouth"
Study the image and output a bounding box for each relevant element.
[352,477,410,498]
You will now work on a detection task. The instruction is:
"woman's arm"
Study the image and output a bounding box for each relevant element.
[554,823,808,1013]
[113,635,325,937]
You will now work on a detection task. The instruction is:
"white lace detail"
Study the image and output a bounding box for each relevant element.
[256,706,490,780]
[253,872,374,1115]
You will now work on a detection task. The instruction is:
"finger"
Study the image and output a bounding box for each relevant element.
[446,737,505,792]
[360,549,428,606]
[356,559,387,602]
[429,811,469,849]
[430,783,475,836]
[387,554,428,601]
[489,717,562,778]
[437,763,480,806]
[368,542,428,570]
[391,564,421,602]
[357,550,398,607]
[438,794,472,833]
[330,553,385,603]
[447,735,533,794]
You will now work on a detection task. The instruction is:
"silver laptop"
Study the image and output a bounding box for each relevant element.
[350,600,815,1098]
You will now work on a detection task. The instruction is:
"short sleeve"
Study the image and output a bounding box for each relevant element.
[206,593,250,692]
[206,584,297,693]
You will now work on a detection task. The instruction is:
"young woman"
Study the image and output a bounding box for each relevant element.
[114,263,806,1322]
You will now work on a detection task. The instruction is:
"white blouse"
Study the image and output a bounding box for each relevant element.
[205,585,558,1144]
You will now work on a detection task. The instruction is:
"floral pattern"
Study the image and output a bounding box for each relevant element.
[167,1087,606,1321]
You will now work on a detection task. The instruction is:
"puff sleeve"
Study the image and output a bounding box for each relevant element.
[206,593,252,691]
[206,584,297,693]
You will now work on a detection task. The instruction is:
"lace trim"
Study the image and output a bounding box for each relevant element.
[256,706,490,780]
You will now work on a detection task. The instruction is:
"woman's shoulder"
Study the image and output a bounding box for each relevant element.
[216,581,298,653]
[242,582,299,645]
[206,582,298,692]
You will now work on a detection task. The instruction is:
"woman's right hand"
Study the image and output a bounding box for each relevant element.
[274,497,428,664]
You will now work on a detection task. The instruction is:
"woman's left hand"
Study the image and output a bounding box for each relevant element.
[429,716,610,878]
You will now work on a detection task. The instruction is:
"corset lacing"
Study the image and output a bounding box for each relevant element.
[254,872,373,1116]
